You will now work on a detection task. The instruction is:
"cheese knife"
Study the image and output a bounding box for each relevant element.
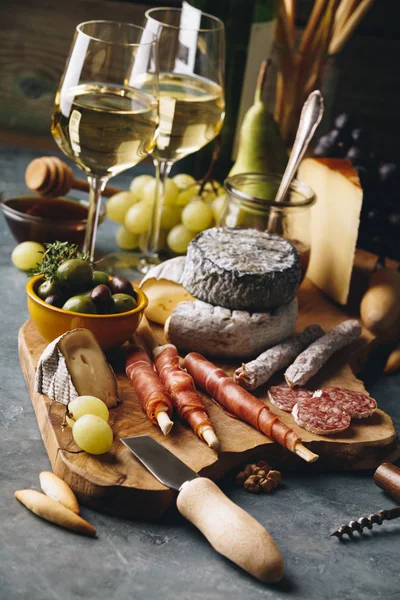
[121,435,284,583]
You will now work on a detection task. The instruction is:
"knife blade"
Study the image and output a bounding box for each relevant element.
[121,435,284,583]
[121,435,199,491]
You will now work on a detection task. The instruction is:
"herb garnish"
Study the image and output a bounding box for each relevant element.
[29,241,90,281]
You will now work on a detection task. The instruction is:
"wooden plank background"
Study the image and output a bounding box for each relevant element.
[0,0,399,163]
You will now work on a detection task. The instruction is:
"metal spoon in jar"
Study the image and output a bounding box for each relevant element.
[267,90,324,233]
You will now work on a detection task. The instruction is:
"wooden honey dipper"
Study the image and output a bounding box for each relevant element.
[25,156,123,198]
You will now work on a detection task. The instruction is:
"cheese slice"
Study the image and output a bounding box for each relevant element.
[140,256,194,325]
[298,158,363,305]
[35,329,119,408]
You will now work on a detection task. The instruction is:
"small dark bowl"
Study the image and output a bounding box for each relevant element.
[0,190,106,247]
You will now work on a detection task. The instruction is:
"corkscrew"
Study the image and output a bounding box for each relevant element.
[330,462,400,540]
[330,507,400,539]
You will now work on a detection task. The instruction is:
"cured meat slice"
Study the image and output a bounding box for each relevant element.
[292,396,351,436]
[153,344,219,450]
[125,343,173,434]
[182,228,301,311]
[285,320,362,387]
[184,352,319,463]
[235,325,324,389]
[313,387,377,419]
[268,385,313,412]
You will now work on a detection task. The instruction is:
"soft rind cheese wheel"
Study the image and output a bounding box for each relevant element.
[182,228,301,311]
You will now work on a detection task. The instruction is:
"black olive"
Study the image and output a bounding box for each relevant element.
[44,294,65,308]
[37,279,62,300]
[90,284,114,314]
[109,275,136,298]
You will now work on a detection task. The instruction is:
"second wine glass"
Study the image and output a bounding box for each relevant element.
[51,20,159,261]
[139,6,225,272]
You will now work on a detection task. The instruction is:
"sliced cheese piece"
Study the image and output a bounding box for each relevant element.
[35,328,119,408]
[165,297,298,359]
[298,158,363,305]
[140,256,193,325]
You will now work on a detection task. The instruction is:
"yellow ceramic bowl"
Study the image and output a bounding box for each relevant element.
[26,275,148,350]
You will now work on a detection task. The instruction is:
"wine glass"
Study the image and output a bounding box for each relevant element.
[51,20,159,261]
[105,6,224,275]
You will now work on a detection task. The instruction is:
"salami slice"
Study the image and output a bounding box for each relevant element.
[268,385,313,412]
[313,387,377,419]
[292,396,351,435]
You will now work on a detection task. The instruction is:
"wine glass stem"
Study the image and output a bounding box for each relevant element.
[144,159,173,257]
[84,175,108,261]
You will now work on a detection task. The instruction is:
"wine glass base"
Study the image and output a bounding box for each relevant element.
[96,251,162,279]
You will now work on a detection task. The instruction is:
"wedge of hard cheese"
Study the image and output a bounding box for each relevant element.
[140,256,194,325]
[298,158,363,305]
[35,328,119,407]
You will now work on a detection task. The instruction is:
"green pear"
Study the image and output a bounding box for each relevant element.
[229,60,287,185]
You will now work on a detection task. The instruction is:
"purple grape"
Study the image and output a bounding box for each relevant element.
[351,128,370,148]
[334,113,355,131]
[345,146,367,165]
[379,162,398,184]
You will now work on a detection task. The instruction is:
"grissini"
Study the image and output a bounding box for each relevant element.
[39,471,80,515]
[14,489,96,537]
[184,352,318,464]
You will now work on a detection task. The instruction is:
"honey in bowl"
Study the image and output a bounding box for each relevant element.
[0,194,105,247]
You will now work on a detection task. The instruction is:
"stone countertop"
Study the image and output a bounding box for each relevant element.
[1,144,400,600]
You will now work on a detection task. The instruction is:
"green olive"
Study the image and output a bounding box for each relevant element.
[62,295,97,314]
[56,259,93,292]
[112,293,137,313]
[37,279,61,300]
[92,270,110,287]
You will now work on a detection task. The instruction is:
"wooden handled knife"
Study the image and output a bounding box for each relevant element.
[121,435,284,583]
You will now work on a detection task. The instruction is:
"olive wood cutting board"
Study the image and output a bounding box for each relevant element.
[18,250,400,518]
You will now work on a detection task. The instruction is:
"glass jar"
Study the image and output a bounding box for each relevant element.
[222,172,315,278]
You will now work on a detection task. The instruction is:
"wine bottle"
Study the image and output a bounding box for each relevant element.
[180,0,276,180]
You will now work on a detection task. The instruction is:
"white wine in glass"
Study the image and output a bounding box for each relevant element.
[51,20,159,260]
[102,6,225,275]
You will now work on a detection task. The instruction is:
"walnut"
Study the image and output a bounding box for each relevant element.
[235,461,282,494]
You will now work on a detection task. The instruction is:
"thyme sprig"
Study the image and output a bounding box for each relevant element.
[29,241,90,281]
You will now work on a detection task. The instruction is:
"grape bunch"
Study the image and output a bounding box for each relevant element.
[106,173,227,255]
[313,114,400,260]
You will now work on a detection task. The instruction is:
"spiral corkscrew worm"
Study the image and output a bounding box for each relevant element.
[330,506,400,539]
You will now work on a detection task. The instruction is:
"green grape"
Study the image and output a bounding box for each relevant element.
[211,194,228,224]
[177,184,200,207]
[106,191,138,223]
[160,205,181,229]
[142,178,179,207]
[72,414,113,455]
[138,229,168,252]
[173,173,196,190]
[129,174,153,198]
[66,395,109,427]
[12,241,44,271]
[124,200,152,234]
[181,198,213,232]
[167,224,196,254]
[116,225,139,250]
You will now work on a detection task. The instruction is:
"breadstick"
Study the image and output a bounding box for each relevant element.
[39,471,80,514]
[15,490,96,537]
[235,325,324,390]
[285,319,361,387]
